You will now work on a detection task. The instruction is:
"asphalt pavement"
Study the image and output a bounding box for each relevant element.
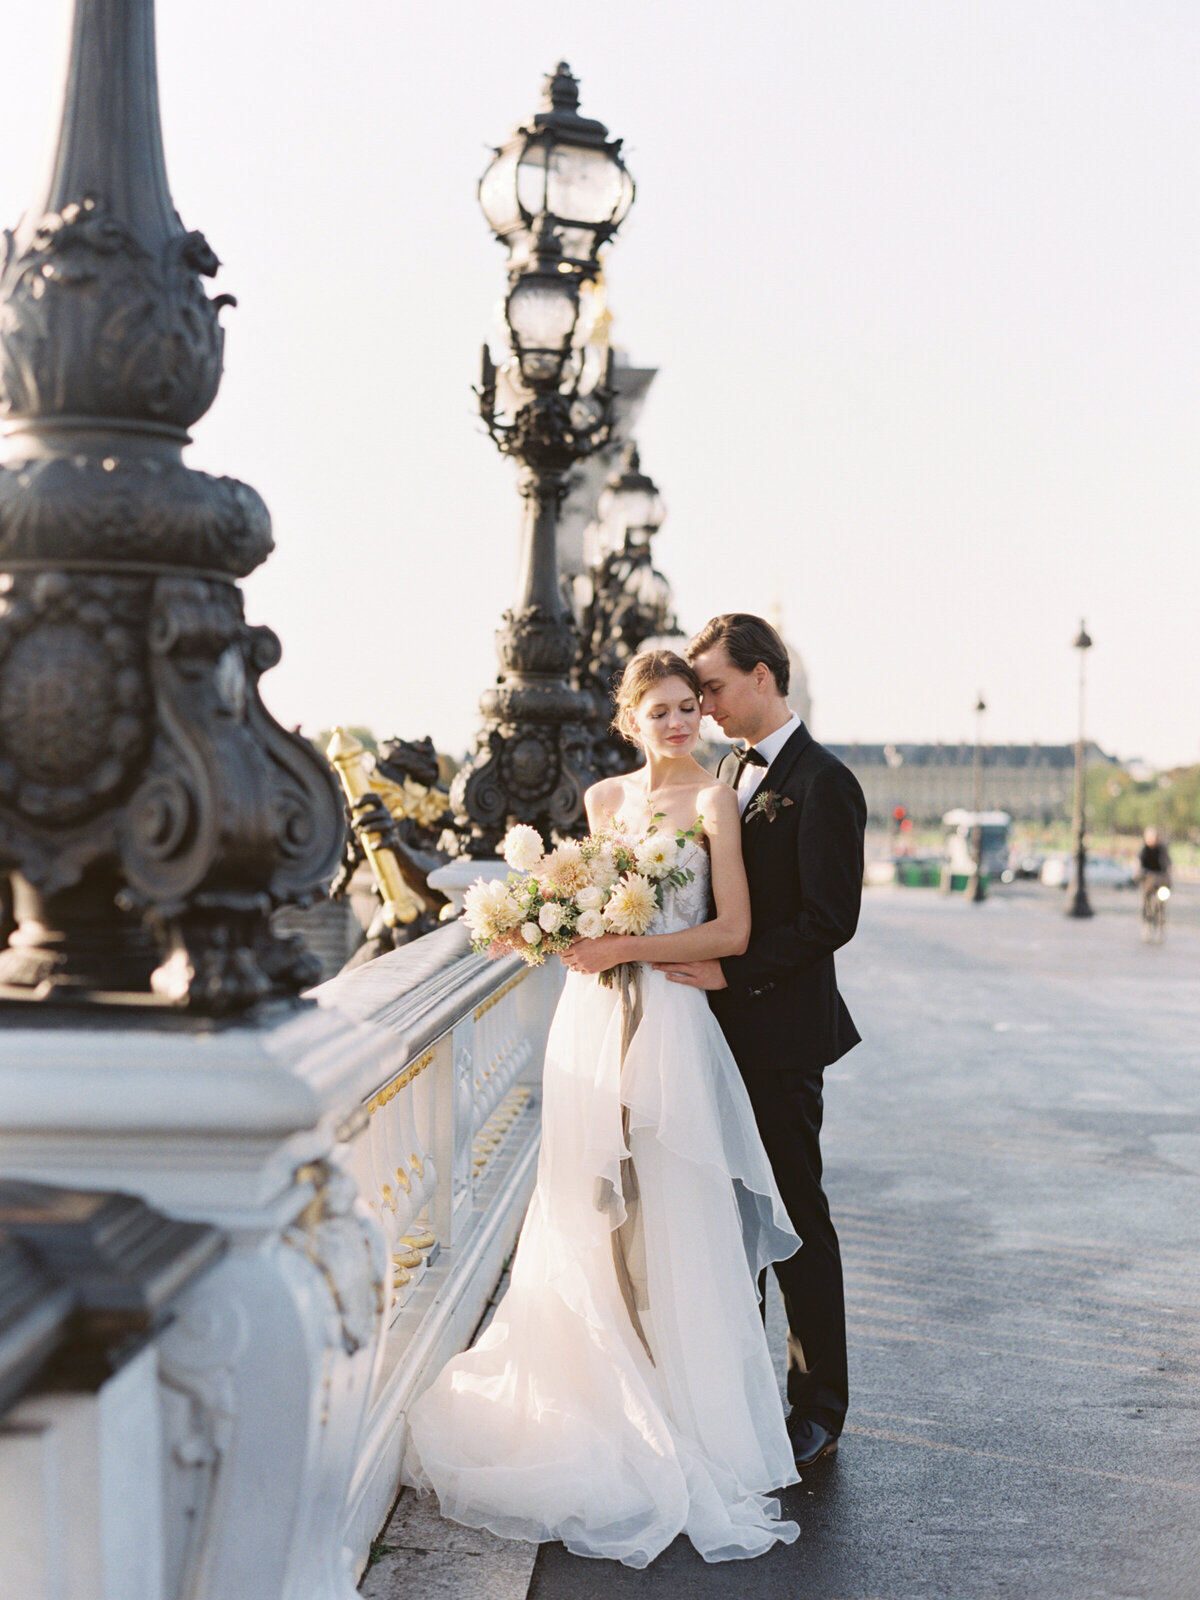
[528,881,1200,1600]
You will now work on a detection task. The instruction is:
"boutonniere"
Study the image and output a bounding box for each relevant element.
[745,789,794,823]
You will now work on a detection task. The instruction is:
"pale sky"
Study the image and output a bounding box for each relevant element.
[1,2,1198,767]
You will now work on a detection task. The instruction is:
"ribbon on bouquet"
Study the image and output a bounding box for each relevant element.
[593,962,655,1365]
[613,960,643,1067]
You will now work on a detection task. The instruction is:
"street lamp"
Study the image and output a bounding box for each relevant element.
[1068,620,1094,919]
[597,444,667,553]
[450,66,635,856]
[478,62,634,274]
[968,693,987,903]
[0,0,343,1007]
[578,445,677,778]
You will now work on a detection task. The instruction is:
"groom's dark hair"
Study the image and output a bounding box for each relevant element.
[686,613,790,696]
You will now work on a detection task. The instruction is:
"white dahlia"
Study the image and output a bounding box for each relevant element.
[463,877,517,941]
[538,841,589,896]
[502,823,545,873]
[491,879,522,921]
[576,909,605,940]
[603,872,659,936]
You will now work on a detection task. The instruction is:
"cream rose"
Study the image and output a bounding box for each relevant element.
[521,922,542,945]
[538,901,565,934]
[575,885,605,911]
[576,909,605,940]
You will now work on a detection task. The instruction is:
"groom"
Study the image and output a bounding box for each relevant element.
[656,612,866,1469]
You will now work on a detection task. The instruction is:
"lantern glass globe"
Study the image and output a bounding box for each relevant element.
[599,480,665,542]
[479,146,523,234]
[507,277,577,347]
[505,273,579,385]
[478,67,635,269]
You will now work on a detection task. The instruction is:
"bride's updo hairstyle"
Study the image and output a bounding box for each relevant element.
[612,649,703,745]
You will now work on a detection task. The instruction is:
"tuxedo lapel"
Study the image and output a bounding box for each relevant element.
[740,722,812,832]
[761,721,811,792]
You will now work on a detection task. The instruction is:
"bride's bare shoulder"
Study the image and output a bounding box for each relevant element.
[695,780,739,829]
[584,774,625,825]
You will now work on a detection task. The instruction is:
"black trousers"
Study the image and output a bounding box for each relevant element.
[740,1066,848,1430]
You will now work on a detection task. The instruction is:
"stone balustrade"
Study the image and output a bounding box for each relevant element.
[311,924,560,1572]
[0,915,560,1599]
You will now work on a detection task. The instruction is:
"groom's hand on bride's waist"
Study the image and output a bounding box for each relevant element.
[654,959,727,990]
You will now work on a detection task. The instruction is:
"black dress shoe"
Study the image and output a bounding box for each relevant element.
[788,1415,840,1468]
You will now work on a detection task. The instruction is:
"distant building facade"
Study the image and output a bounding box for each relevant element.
[824,742,1121,826]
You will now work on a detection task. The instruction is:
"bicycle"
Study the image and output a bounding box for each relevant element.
[1140,874,1170,943]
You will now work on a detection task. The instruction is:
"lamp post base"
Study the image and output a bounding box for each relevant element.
[1067,888,1094,919]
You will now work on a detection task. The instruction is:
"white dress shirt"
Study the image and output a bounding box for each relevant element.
[735,711,802,816]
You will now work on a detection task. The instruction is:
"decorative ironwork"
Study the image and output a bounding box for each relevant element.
[0,0,344,1009]
[577,445,679,777]
[449,68,636,857]
[327,729,450,960]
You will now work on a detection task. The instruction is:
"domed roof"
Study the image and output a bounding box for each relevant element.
[769,603,812,726]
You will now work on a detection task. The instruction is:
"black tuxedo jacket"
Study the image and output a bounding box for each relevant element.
[709,723,867,1073]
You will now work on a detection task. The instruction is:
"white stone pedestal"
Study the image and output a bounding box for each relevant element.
[0,1001,396,1600]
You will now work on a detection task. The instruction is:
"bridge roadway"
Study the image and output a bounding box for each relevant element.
[364,882,1200,1600]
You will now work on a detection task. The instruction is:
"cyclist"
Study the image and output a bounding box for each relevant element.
[1137,827,1172,940]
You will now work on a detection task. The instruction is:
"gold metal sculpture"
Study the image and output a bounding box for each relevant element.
[370,770,449,833]
[325,728,424,927]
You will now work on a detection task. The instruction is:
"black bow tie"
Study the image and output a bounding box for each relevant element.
[731,744,769,771]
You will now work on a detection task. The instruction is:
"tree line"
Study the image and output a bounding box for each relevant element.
[1086,764,1200,841]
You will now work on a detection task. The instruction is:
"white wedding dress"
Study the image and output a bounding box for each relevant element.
[404,839,802,1567]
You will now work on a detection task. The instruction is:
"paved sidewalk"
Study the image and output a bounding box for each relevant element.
[528,884,1200,1600]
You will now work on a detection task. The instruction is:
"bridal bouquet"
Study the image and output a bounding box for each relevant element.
[462,818,701,983]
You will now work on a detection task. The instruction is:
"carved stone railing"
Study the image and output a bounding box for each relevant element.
[308,922,561,1568]
[0,924,558,1598]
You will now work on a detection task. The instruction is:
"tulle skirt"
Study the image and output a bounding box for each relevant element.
[403,964,803,1567]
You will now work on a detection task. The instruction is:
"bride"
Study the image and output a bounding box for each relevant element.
[404,650,803,1567]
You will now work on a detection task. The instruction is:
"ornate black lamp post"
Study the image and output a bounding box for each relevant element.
[968,693,988,903]
[577,444,676,776]
[1068,620,1094,919]
[0,0,344,1008]
[450,65,635,855]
